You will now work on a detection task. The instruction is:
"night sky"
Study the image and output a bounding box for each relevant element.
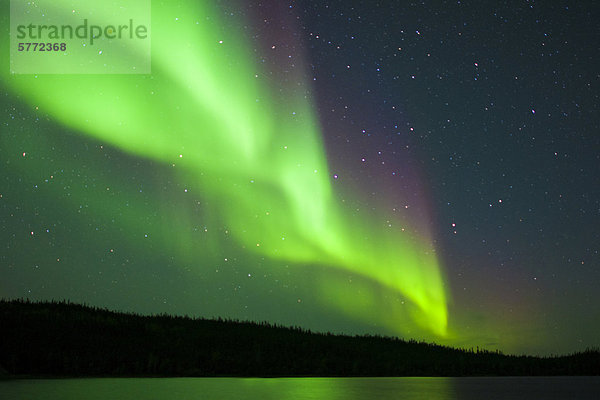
[1,1,599,356]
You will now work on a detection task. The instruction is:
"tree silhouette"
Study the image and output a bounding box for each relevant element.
[1,299,598,377]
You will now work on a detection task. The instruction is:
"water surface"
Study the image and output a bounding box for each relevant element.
[1,377,598,399]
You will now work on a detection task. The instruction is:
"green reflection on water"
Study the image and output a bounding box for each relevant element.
[0,377,455,400]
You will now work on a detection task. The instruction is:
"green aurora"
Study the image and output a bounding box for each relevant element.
[1,1,449,338]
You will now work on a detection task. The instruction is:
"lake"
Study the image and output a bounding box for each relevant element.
[1,377,599,399]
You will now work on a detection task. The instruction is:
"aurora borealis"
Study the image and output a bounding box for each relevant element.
[1,1,598,355]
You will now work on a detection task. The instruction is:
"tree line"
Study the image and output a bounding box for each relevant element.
[1,299,598,377]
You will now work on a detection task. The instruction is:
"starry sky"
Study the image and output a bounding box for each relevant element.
[1,1,598,356]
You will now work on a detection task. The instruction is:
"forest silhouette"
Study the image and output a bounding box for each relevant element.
[1,299,598,377]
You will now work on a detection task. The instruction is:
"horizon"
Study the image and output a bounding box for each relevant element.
[4,298,598,359]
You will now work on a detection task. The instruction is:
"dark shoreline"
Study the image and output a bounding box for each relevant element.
[3,375,600,381]
[2,300,599,377]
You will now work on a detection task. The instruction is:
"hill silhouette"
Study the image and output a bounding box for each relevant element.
[1,299,598,377]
